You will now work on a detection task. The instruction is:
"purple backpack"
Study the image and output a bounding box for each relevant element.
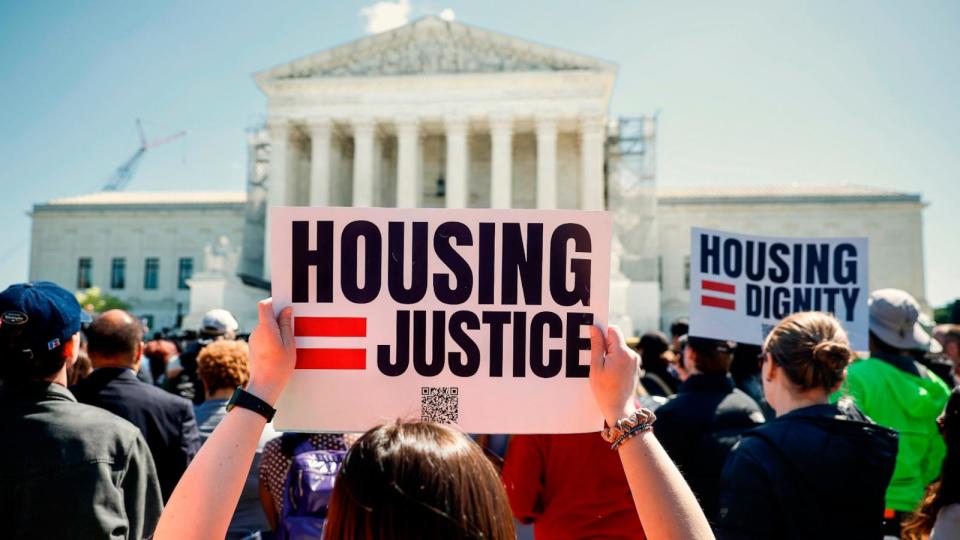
[277,440,346,540]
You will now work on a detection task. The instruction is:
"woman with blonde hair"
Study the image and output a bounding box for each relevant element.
[716,311,899,539]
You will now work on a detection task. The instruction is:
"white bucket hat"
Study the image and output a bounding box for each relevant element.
[868,289,930,351]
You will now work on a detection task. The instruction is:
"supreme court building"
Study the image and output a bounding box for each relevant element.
[254,16,615,280]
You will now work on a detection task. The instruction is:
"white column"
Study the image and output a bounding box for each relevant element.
[536,115,558,209]
[263,118,290,280]
[352,118,376,207]
[444,115,469,209]
[396,117,420,208]
[308,118,332,207]
[579,115,606,210]
[489,113,513,209]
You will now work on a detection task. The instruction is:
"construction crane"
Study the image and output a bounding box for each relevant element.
[101,119,187,191]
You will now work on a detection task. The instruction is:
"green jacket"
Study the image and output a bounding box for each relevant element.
[831,355,950,511]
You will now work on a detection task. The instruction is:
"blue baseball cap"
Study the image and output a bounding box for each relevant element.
[0,281,88,360]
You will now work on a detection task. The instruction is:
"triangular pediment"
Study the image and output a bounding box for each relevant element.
[256,16,616,82]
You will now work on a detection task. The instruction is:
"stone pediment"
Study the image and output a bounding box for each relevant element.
[255,16,615,82]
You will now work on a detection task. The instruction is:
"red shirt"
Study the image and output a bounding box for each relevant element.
[502,433,645,540]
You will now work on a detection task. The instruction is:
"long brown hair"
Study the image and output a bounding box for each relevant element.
[903,387,960,539]
[323,420,516,540]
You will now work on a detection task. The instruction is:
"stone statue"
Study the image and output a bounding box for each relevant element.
[203,236,240,275]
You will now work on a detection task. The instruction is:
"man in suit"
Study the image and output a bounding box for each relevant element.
[72,309,202,501]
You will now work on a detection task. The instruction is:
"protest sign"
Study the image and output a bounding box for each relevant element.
[689,227,868,350]
[270,207,612,434]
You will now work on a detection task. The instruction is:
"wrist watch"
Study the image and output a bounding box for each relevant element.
[226,386,276,421]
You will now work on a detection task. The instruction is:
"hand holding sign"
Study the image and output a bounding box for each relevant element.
[247,298,297,406]
[589,325,640,426]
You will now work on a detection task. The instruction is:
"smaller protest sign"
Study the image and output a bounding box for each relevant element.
[689,227,868,350]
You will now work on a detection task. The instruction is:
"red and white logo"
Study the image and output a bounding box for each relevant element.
[294,317,367,370]
[700,280,736,311]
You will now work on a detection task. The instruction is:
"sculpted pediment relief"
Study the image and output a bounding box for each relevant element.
[257,16,614,82]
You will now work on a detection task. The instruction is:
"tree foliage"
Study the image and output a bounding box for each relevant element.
[75,286,131,314]
[934,300,958,324]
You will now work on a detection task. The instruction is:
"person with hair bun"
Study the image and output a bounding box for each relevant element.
[715,311,899,539]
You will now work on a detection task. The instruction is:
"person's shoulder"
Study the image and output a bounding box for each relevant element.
[653,393,684,416]
[67,375,97,398]
[845,357,876,373]
[56,399,144,444]
[651,394,697,430]
[120,381,197,423]
[728,387,760,406]
[736,419,788,450]
[842,357,892,386]
[137,380,195,408]
[925,369,952,396]
[10,399,148,477]
[848,356,895,375]
[724,430,772,471]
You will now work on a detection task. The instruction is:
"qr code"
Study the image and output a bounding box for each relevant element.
[421,387,459,424]
[761,324,776,340]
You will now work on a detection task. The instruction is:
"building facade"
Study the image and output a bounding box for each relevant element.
[250,16,618,281]
[26,17,929,335]
[29,192,246,330]
[658,185,927,327]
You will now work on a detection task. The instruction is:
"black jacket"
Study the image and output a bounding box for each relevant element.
[71,367,202,501]
[0,381,162,539]
[653,373,766,521]
[641,367,680,397]
[716,401,898,539]
[161,342,206,405]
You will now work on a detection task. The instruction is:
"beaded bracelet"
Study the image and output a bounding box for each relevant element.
[610,422,653,450]
[601,408,657,450]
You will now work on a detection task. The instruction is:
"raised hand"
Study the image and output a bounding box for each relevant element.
[589,325,640,426]
[246,298,296,406]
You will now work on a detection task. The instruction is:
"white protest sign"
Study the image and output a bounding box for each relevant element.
[689,227,868,350]
[270,207,611,434]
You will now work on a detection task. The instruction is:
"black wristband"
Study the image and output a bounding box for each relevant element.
[226,386,276,422]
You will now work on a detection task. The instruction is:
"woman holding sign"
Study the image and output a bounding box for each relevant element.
[152,299,714,540]
[714,312,898,539]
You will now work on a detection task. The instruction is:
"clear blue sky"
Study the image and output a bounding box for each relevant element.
[1,0,957,305]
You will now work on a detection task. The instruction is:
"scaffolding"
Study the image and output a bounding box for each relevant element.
[239,123,270,280]
[606,114,659,284]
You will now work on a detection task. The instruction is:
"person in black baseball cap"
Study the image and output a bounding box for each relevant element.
[652,335,766,522]
[0,280,90,381]
[0,281,162,538]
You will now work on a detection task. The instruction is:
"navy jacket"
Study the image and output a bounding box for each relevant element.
[0,381,162,539]
[716,401,898,539]
[653,373,766,522]
[72,367,202,501]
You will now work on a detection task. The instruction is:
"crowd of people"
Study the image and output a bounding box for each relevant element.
[1,278,958,539]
